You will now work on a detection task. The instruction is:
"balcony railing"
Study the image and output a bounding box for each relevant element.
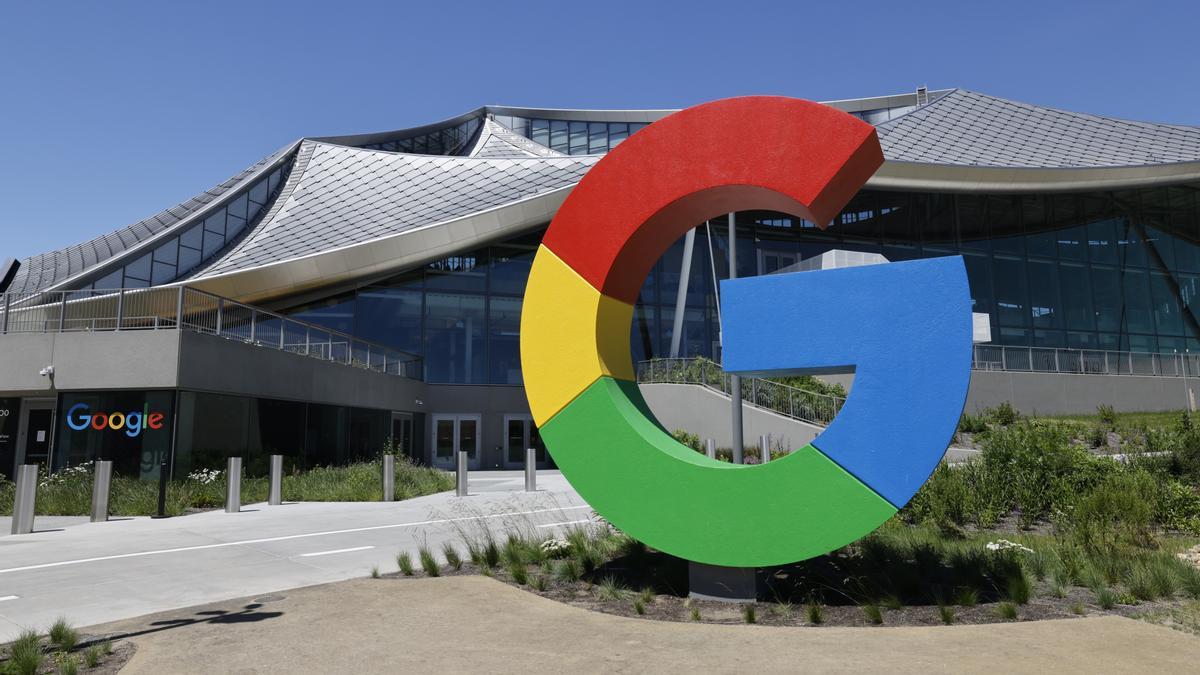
[636,357,846,427]
[0,287,422,380]
[972,344,1200,378]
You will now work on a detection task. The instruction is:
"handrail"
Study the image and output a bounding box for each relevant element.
[972,344,1200,378]
[636,357,845,427]
[0,287,423,380]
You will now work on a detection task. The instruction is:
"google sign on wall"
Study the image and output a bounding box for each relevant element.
[521,97,972,567]
[65,403,167,437]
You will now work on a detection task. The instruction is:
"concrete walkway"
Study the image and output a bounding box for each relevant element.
[88,575,1200,674]
[0,471,587,642]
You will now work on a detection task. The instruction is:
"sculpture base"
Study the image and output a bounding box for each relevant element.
[687,562,762,603]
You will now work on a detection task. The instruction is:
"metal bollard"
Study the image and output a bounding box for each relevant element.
[153,460,169,518]
[90,460,113,523]
[760,434,770,463]
[455,450,468,497]
[225,457,242,513]
[705,438,716,460]
[11,465,37,535]
[382,454,395,502]
[268,454,283,506]
[525,448,537,492]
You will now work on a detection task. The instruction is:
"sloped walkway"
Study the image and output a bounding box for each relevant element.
[90,576,1200,674]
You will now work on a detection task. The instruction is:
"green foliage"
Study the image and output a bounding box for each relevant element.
[990,402,1020,427]
[955,588,979,607]
[633,599,646,615]
[806,600,824,625]
[530,574,547,592]
[690,606,701,621]
[1095,587,1117,610]
[862,604,883,625]
[48,617,78,652]
[671,429,703,452]
[1005,571,1032,605]
[84,645,102,668]
[958,412,989,434]
[370,566,380,579]
[1097,404,1118,427]
[938,604,956,625]
[7,630,43,675]
[442,543,463,571]
[397,552,415,576]
[1071,602,1086,615]
[57,655,79,675]
[0,458,453,517]
[742,604,757,624]
[507,563,528,586]
[418,547,440,577]
[555,558,582,583]
[996,601,1019,621]
[596,576,625,601]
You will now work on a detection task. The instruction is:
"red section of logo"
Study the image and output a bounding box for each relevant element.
[540,96,884,304]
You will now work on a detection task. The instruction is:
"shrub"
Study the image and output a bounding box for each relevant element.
[596,576,625,601]
[8,630,43,675]
[530,574,547,592]
[1095,587,1117,610]
[990,402,1020,427]
[1066,471,1157,551]
[397,552,414,576]
[671,429,703,453]
[370,566,380,579]
[938,604,956,625]
[418,547,440,577]
[806,600,824,625]
[1071,602,1086,615]
[555,559,581,583]
[49,617,78,652]
[955,588,979,607]
[58,655,79,675]
[742,605,757,624]
[1005,572,1032,605]
[442,543,463,571]
[958,412,989,434]
[1097,405,1118,427]
[690,607,701,621]
[633,599,645,615]
[84,645,102,668]
[507,563,528,586]
[862,604,883,625]
[996,601,1019,621]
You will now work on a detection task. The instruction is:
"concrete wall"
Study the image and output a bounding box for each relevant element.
[966,370,1198,416]
[177,331,425,412]
[638,383,822,451]
[0,331,180,395]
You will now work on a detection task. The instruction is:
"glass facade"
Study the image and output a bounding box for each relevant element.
[493,115,650,155]
[54,390,176,480]
[356,117,482,155]
[284,183,1200,384]
[173,391,394,477]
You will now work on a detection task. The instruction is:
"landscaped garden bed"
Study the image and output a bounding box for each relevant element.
[0,456,453,517]
[0,619,133,675]
[372,406,1200,633]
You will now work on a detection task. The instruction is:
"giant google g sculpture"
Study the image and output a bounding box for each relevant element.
[520,97,972,567]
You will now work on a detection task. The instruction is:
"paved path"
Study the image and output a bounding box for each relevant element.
[0,471,587,642]
[88,575,1200,674]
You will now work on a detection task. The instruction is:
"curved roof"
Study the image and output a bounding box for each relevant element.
[876,89,1200,168]
[16,87,1200,301]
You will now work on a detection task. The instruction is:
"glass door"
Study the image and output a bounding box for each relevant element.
[503,414,549,469]
[390,412,414,461]
[17,399,55,470]
[432,414,481,470]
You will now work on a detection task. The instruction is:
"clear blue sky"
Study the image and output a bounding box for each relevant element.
[3,0,1199,261]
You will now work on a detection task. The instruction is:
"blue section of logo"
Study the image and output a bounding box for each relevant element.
[720,256,973,507]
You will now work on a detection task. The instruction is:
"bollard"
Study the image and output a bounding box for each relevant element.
[455,450,468,497]
[11,464,37,535]
[268,454,283,506]
[525,447,537,492]
[382,454,395,502]
[225,457,242,513]
[759,434,770,463]
[153,460,169,518]
[705,438,716,460]
[91,460,113,523]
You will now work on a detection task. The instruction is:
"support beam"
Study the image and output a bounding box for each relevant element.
[728,212,743,464]
[669,228,697,358]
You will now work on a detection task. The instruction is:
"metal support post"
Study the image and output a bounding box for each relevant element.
[728,212,743,464]
[249,310,257,343]
[705,438,716,460]
[2,292,10,334]
[175,287,185,329]
[115,289,124,331]
[670,228,696,358]
[759,435,770,463]
[58,292,67,332]
[91,460,113,523]
[269,454,283,505]
[456,450,468,497]
[525,448,537,492]
[11,465,37,535]
[225,457,242,513]
[382,454,395,502]
[215,298,223,336]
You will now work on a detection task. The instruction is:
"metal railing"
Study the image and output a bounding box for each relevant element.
[972,344,1200,378]
[0,287,423,379]
[636,357,846,427]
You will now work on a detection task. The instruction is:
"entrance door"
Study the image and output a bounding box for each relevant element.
[503,414,549,469]
[432,414,481,470]
[390,413,414,461]
[0,398,18,480]
[17,399,56,470]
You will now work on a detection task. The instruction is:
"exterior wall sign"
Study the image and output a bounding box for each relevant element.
[66,403,166,437]
[521,96,972,567]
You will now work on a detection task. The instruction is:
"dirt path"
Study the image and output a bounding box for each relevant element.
[86,576,1200,674]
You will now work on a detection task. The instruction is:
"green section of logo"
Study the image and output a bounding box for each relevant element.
[540,377,897,567]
